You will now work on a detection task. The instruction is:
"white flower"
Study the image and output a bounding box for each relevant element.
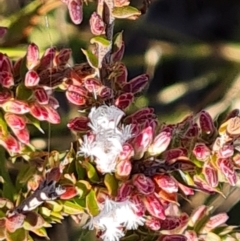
[88,105,125,133]
[84,198,145,241]
[79,105,132,173]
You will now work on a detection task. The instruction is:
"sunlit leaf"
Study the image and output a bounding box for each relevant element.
[81,49,98,69]
[86,190,99,216]
[62,201,84,215]
[104,174,118,196]
[112,6,141,19]
[82,161,100,183]
[90,36,110,47]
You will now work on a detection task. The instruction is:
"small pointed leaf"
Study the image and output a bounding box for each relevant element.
[81,49,98,69]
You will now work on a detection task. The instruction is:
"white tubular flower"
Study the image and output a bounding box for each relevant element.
[84,198,145,241]
[79,105,132,173]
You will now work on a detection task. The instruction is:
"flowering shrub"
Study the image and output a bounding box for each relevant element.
[0,1,240,241]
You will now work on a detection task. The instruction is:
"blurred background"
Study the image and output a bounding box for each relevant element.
[1,0,240,239]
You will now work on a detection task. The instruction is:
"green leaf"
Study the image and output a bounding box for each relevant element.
[113,32,123,48]
[26,114,44,133]
[75,161,86,180]
[16,164,35,186]
[0,112,9,136]
[15,83,32,101]
[39,207,51,217]
[90,36,110,47]
[82,161,100,183]
[29,228,48,238]
[62,201,84,215]
[76,180,91,198]
[19,56,28,80]
[81,49,98,69]
[104,174,118,196]
[23,212,45,230]
[46,201,63,212]
[86,190,99,216]
[50,211,64,220]
[205,232,221,241]
[6,228,27,241]
[112,6,141,19]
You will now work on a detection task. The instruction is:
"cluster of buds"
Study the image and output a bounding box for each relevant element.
[0,43,74,153]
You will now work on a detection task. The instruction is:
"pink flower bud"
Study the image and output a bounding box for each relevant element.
[48,96,59,109]
[148,131,172,156]
[111,41,125,62]
[154,175,178,193]
[132,126,153,159]
[4,113,26,130]
[5,213,25,233]
[89,12,105,35]
[194,175,215,193]
[0,88,12,104]
[84,78,102,93]
[114,0,130,7]
[160,216,181,230]
[123,74,149,94]
[184,123,199,138]
[124,107,155,124]
[217,158,237,186]
[118,143,134,161]
[203,162,218,188]
[115,93,134,110]
[189,205,208,226]
[145,216,161,231]
[60,184,78,199]
[0,71,14,88]
[0,53,12,72]
[218,143,234,158]
[34,87,49,105]
[184,231,198,241]
[178,182,194,196]
[98,86,113,99]
[117,182,133,201]
[39,47,56,70]
[26,43,40,69]
[199,110,216,136]
[66,85,87,106]
[158,235,187,241]
[143,193,165,220]
[67,116,89,131]
[68,0,83,25]
[164,148,187,162]
[55,48,72,66]
[116,159,132,179]
[113,63,128,87]
[130,194,145,216]
[192,143,210,161]
[226,116,240,137]
[204,213,228,231]
[0,27,7,38]
[25,70,40,87]
[45,105,61,124]
[13,127,30,144]
[226,109,240,121]
[0,134,20,153]
[30,103,48,121]
[233,154,240,167]
[2,100,29,114]
[132,174,155,195]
